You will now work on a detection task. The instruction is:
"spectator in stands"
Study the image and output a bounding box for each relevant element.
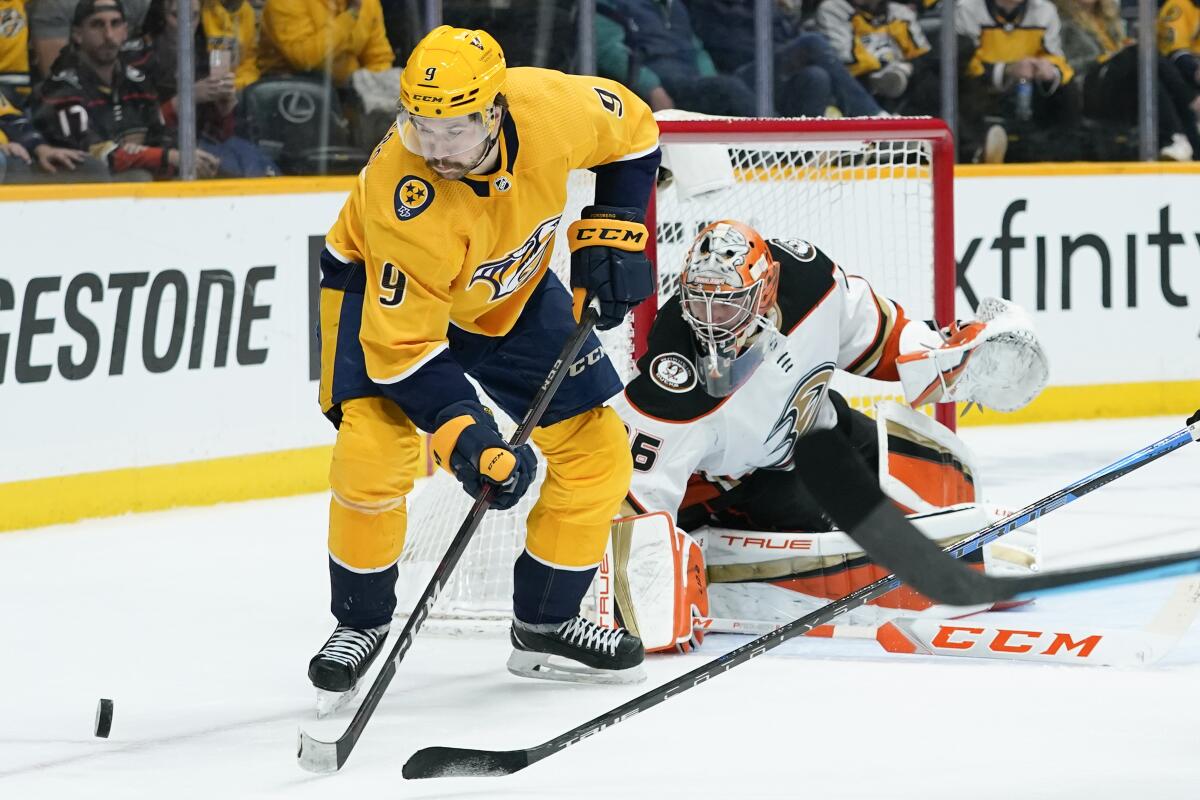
[1058,0,1199,160]
[0,87,97,180]
[1158,0,1200,94]
[257,0,393,88]
[29,0,150,77]
[126,0,277,176]
[442,0,573,70]
[595,0,756,115]
[1,0,32,103]
[689,0,884,116]
[202,0,260,90]
[956,0,1085,162]
[33,0,217,178]
[816,0,942,113]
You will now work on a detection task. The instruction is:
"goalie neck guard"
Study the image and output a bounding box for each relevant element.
[679,220,781,397]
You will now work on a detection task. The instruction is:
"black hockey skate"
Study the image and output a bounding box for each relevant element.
[308,623,389,717]
[508,616,646,685]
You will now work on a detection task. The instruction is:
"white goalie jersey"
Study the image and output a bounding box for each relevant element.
[612,238,942,520]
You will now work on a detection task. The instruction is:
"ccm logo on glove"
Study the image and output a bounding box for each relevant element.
[568,219,647,250]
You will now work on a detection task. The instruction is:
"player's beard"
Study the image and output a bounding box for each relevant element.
[424,137,497,181]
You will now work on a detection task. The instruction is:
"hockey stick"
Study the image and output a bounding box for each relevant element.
[403,414,1200,778]
[297,301,601,774]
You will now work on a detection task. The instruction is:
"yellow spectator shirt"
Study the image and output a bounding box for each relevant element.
[0,0,29,99]
[956,0,1073,85]
[325,68,659,388]
[258,0,392,86]
[817,0,931,78]
[1159,0,1200,57]
[202,0,260,90]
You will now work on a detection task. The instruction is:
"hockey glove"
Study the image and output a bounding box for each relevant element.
[567,205,654,331]
[431,401,537,511]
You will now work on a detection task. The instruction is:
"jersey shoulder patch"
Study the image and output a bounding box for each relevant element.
[625,296,726,422]
[768,239,838,333]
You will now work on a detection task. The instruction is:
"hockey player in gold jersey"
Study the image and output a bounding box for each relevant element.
[308,26,661,706]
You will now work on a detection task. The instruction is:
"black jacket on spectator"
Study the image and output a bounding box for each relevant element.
[688,0,800,73]
[32,49,175,176]
[122,35,233,143]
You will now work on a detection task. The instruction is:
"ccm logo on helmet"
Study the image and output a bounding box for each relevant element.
[573,227,645,244]
[413,94,443,103]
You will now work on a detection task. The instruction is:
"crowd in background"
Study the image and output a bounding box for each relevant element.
[1,0,1198,182]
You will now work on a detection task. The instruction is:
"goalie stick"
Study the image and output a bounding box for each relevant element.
[403,412,1200,779]
[703,571,1200,668]
[297,302,601,774]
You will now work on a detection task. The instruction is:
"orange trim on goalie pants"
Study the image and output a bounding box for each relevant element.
[771,557,987,612]
[888,452,976,508]
[328,396,422,572]
[525,405,633,568]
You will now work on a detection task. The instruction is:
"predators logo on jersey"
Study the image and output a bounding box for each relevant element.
[469,215,561,300]
[394,176,434,220]
[0,7,25,38]
[766,362,835,467]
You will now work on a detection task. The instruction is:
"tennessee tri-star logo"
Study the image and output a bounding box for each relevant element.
[394,175,434,221]
[468,216,561,300]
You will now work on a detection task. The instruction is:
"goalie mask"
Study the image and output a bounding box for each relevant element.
[398,25,507,180]
[679,221,780,397]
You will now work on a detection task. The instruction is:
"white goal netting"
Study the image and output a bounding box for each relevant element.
[396,116,953,630]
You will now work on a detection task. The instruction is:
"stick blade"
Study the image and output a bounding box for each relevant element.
[403,746,530,779]
[297,728,344,774]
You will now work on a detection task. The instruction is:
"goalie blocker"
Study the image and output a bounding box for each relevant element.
[588,402,1042,651]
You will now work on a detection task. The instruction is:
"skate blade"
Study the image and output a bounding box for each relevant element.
[506,649,647,685]
[315,685,359,718]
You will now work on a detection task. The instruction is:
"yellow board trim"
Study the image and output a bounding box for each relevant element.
[2,433,436,534]
[0,175,355,203]
[957,162,1200,178]
[0,162,1190,205]
[0,445,334,533]
[957,379,1200,427]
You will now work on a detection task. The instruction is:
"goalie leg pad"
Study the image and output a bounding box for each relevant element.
[591,513,710,653]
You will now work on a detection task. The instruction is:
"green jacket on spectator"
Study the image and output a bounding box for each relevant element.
[594,0,719,98]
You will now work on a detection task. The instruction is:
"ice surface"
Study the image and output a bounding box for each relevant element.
[2,416,1199,798]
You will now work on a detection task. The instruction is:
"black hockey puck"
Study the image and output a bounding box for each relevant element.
[94,698,113,738]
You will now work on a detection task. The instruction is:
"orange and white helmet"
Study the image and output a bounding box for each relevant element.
[679,220,780,396]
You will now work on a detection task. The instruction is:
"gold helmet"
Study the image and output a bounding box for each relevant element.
[398,26,507,178]
[400,25,506,117]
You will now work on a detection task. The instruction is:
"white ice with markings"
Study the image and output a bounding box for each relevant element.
[2,416,1199,799]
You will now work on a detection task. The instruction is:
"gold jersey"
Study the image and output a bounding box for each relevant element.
[956,0,1073,85]
[1159,0,1200,58]
[816,0,931,78]
[325,67,659,388]
[0,0,29,99]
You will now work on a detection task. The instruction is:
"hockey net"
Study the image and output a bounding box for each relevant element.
[396,116,956,631]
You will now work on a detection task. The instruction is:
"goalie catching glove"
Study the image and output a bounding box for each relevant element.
[897,296,1050,412]
[431,401,537,510]
[567,205,655,330]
